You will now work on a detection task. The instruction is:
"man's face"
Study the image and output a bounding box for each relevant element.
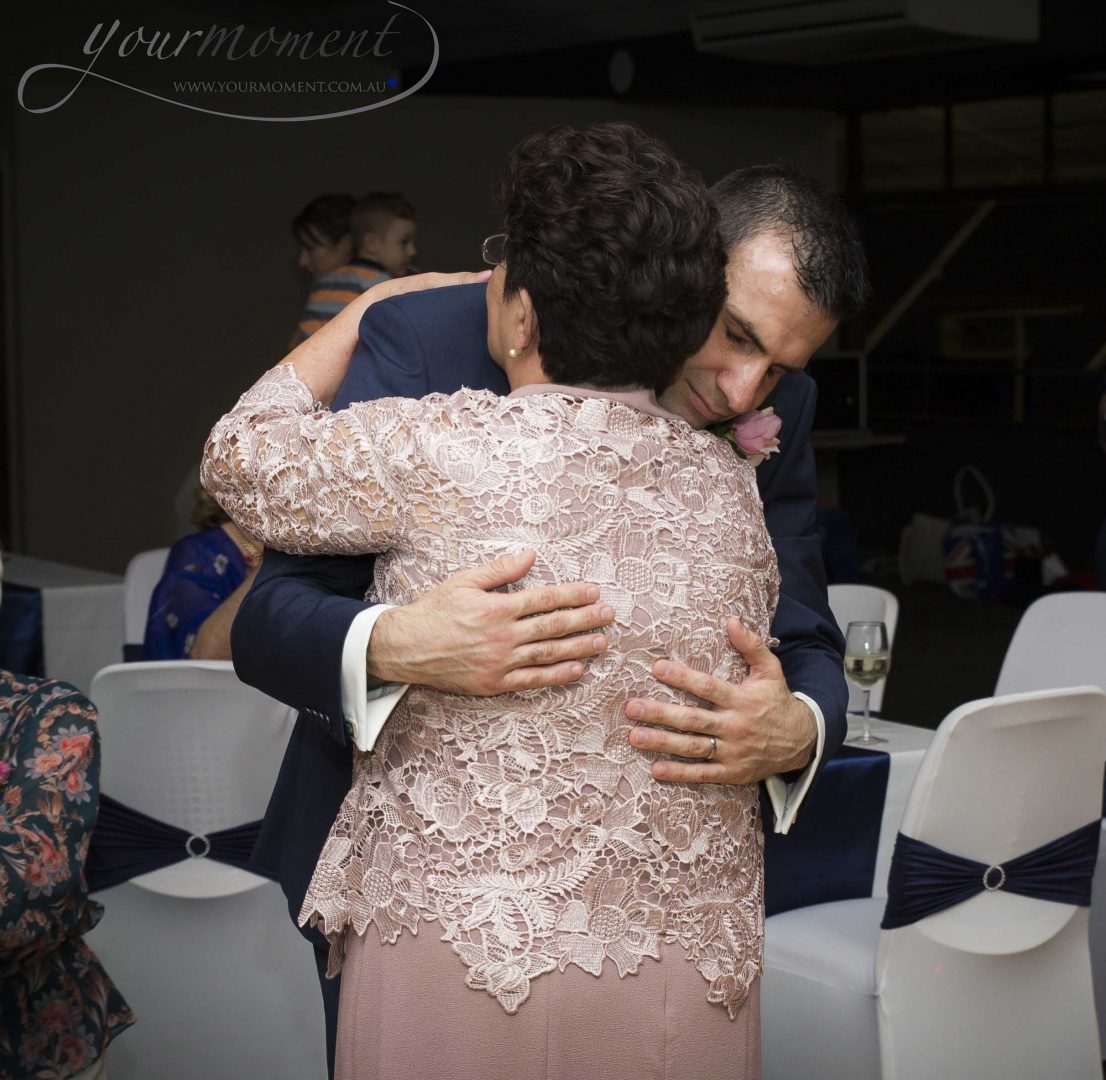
[660,231,838,429]
[296,228,352,280]
[362,217,418,277]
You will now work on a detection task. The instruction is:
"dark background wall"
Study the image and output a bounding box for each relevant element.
[2,0,1105,584]
[847,197,1106,572]
[6,84,834,571]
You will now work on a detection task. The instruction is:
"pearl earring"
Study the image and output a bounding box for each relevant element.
[508,348,518,359]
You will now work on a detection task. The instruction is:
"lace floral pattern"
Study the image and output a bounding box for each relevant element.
[202,364,780,1018]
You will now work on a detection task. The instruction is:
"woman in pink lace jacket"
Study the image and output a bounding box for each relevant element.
[203,123,778,1080]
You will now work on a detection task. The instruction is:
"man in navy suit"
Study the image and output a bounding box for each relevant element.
[231,164,867,1074]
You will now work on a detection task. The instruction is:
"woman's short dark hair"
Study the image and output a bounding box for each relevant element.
[292,194,355,247]
[496,123,726,391]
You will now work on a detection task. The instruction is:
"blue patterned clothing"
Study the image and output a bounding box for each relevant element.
[143,526,251,660]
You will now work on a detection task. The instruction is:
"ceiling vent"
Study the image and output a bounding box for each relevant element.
[691,0,1039,65]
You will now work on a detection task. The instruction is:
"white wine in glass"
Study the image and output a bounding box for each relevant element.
[844,621,890,745]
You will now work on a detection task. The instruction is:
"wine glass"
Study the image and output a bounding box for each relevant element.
[844,621,890,746]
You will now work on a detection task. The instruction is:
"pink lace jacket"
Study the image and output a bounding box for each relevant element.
[201,364,780,1018]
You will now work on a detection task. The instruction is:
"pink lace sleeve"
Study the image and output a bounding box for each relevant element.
[200,364,424,557]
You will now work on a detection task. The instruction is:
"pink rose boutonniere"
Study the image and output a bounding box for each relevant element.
[712,406,782,467]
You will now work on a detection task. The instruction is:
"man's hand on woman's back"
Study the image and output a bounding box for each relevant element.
[366,550,615,694]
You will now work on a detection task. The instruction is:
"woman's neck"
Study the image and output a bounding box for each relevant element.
[221,521,263,566]
[504,352,549,392]
[502,353,658,408]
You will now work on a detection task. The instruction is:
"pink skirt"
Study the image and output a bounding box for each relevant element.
[335,927,760,1080]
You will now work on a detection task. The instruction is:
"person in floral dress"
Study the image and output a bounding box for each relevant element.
[0,659,134,1078]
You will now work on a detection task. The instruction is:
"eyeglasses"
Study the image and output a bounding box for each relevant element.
[482,233,508,267]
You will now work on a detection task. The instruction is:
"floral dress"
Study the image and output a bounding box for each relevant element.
[0,670,134,1079]
[202,365,780,1021]
[142,526,250,659]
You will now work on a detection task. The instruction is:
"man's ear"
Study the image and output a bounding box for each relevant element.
[516,287,539,352]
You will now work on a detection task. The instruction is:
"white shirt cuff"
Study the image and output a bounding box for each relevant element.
[340,604,410,752]
[763,692,826,836]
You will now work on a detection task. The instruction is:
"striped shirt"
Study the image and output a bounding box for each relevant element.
[293,257,390,343]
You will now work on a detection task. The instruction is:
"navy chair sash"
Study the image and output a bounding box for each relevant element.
[87,794,276,892]
[881,819,1101,930]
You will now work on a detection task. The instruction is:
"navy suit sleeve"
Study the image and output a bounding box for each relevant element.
[332,295,430,409]
[231,551,375,744]
[757,374,848,768]
[231,299,435,744]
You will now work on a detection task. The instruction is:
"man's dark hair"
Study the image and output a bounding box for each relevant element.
[292,194,355,247]
[710,164,869,320]
[350,192,416,244]
[496,122,725,391]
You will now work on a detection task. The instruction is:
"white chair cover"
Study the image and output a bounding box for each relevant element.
[122,548,169,650]
[764,687,1106,1080]
[86,661,326,1079]
[995,592,1106,696]
[993,591,1106,1053]
[91,660,292,898]
[827,583,900,712]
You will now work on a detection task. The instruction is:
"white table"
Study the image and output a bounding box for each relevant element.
[847,715,934,897]
[765,716,934,914]
[3,553,124,695]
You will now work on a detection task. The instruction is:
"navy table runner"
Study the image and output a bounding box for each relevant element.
[0,583,45,678]
[763,743,891,916]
